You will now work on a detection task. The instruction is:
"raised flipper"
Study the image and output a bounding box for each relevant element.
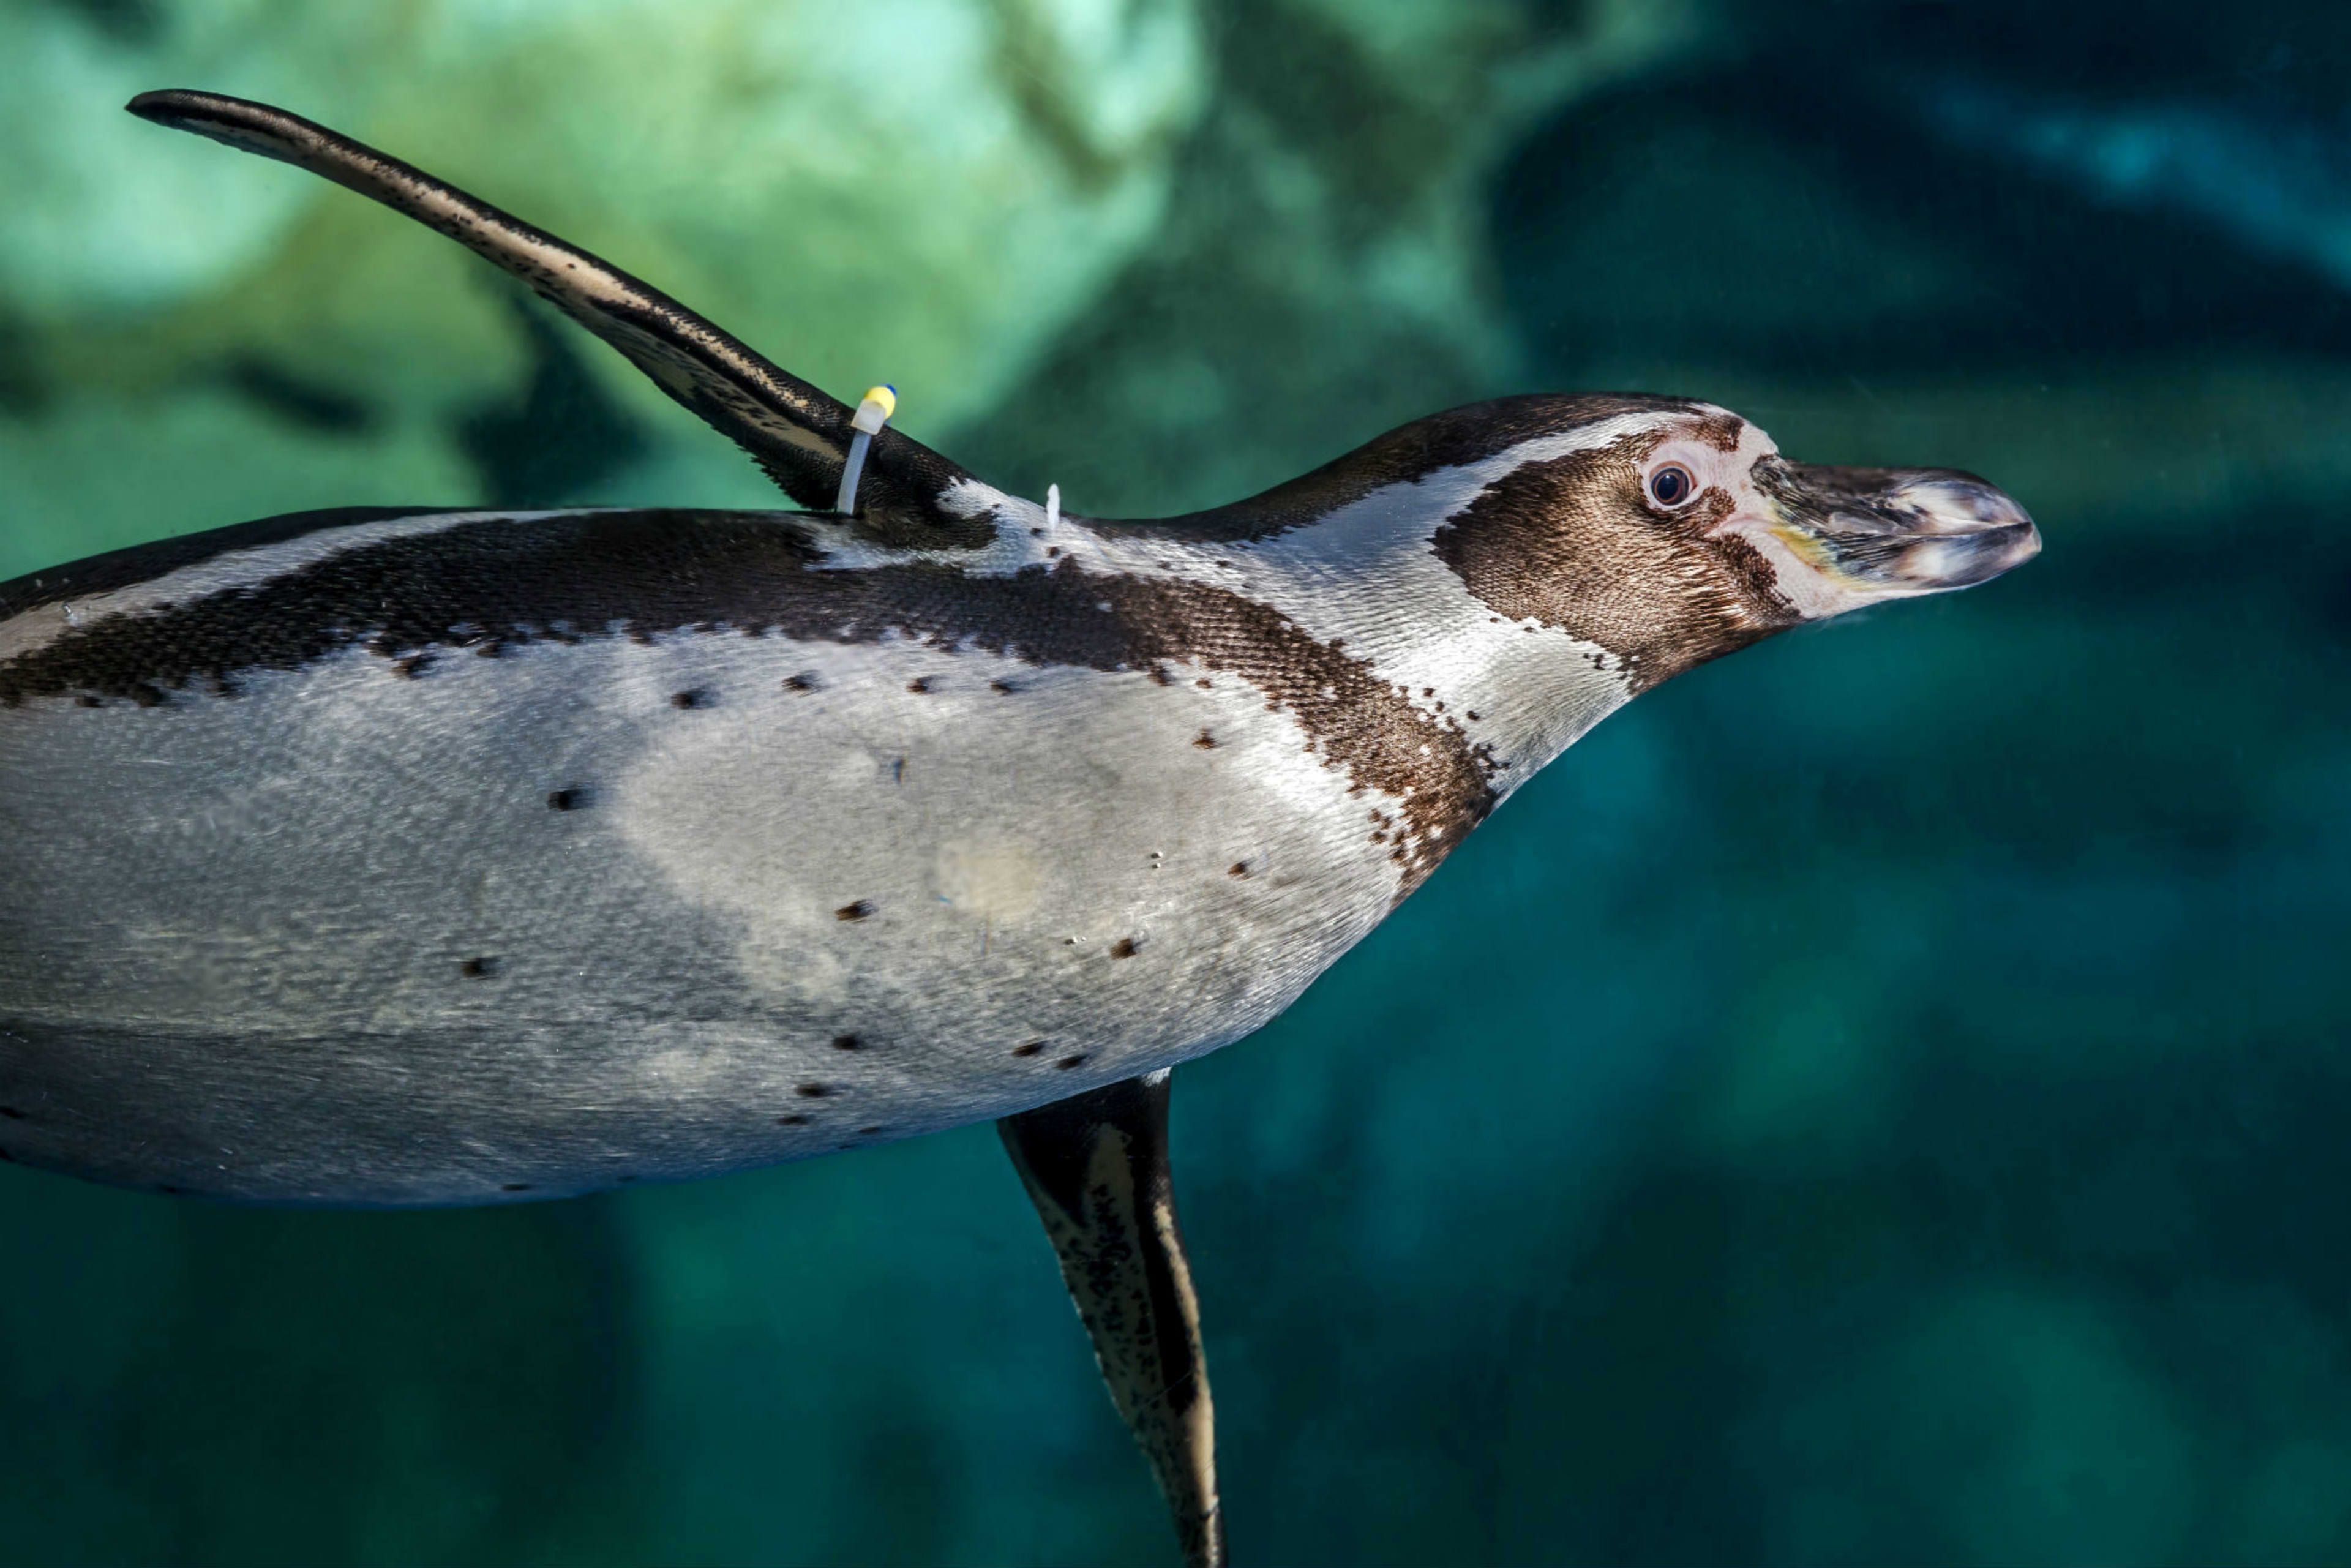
[124,89,991,549]
[1001,1071,1224,1568]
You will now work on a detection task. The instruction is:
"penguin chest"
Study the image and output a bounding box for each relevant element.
[0,623,1402,1201]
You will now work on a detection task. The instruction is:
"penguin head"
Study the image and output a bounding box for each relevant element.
[1430,397,2039,692]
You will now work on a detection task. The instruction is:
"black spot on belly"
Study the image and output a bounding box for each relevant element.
[795,1082,831,1098]
[1109,937,1139,959]
[777,1114,810,1126]
[906,677,932,694]
[617,1173,640,1182]
[1193,730,1216,749]
[0,1106,23,1120]
[501,1183,532,1192]
[459,957,498,978]
[856,1125,885,1136]
[547,787,588,811]
[784,673,817,692]
[1056,1054,1089,1070]
[835,901,874,922]
[157,1184,183,1195]
[831,1034,861,1051]
[1011,1040,1044,1057]
[670,689,703,708]
[989,679,1016,694]
[1228,861,1249,877]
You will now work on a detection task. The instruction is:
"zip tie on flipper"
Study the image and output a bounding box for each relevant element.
[834,384,897,516]
[1046,483,1060,531]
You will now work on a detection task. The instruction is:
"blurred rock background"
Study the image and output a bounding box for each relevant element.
[3,0,2349,1562]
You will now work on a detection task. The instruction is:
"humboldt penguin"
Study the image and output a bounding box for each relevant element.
[0,90,2040,1567]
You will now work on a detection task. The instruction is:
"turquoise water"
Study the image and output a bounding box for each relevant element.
[4,2,2349,1562]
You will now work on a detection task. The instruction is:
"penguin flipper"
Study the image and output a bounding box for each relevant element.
[1000,1071,1224,1568]
[124,89,990,548]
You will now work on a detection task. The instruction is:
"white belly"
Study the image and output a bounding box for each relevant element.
[0,625,1400,1203]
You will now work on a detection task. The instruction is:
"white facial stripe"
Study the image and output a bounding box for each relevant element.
[0,509,564,666]
[1643,418,1778,500]
[1706,520,1880,620]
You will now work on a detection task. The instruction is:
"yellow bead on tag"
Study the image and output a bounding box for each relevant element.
[852,385,897,434]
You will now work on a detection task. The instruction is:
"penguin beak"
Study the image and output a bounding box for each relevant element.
[1751,460,2041,599]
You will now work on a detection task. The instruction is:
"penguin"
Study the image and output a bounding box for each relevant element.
[0,91,2040,1568]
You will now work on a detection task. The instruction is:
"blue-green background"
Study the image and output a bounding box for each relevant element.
[5,1,2349,1562]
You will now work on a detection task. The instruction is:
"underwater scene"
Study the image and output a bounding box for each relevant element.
[2,0,2347,1562]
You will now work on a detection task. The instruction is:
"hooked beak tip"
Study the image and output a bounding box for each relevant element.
[1768,463,2041,595]
[1887,517,2041,590]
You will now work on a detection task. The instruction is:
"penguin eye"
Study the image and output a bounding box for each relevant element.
[1646,463,1696,509]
